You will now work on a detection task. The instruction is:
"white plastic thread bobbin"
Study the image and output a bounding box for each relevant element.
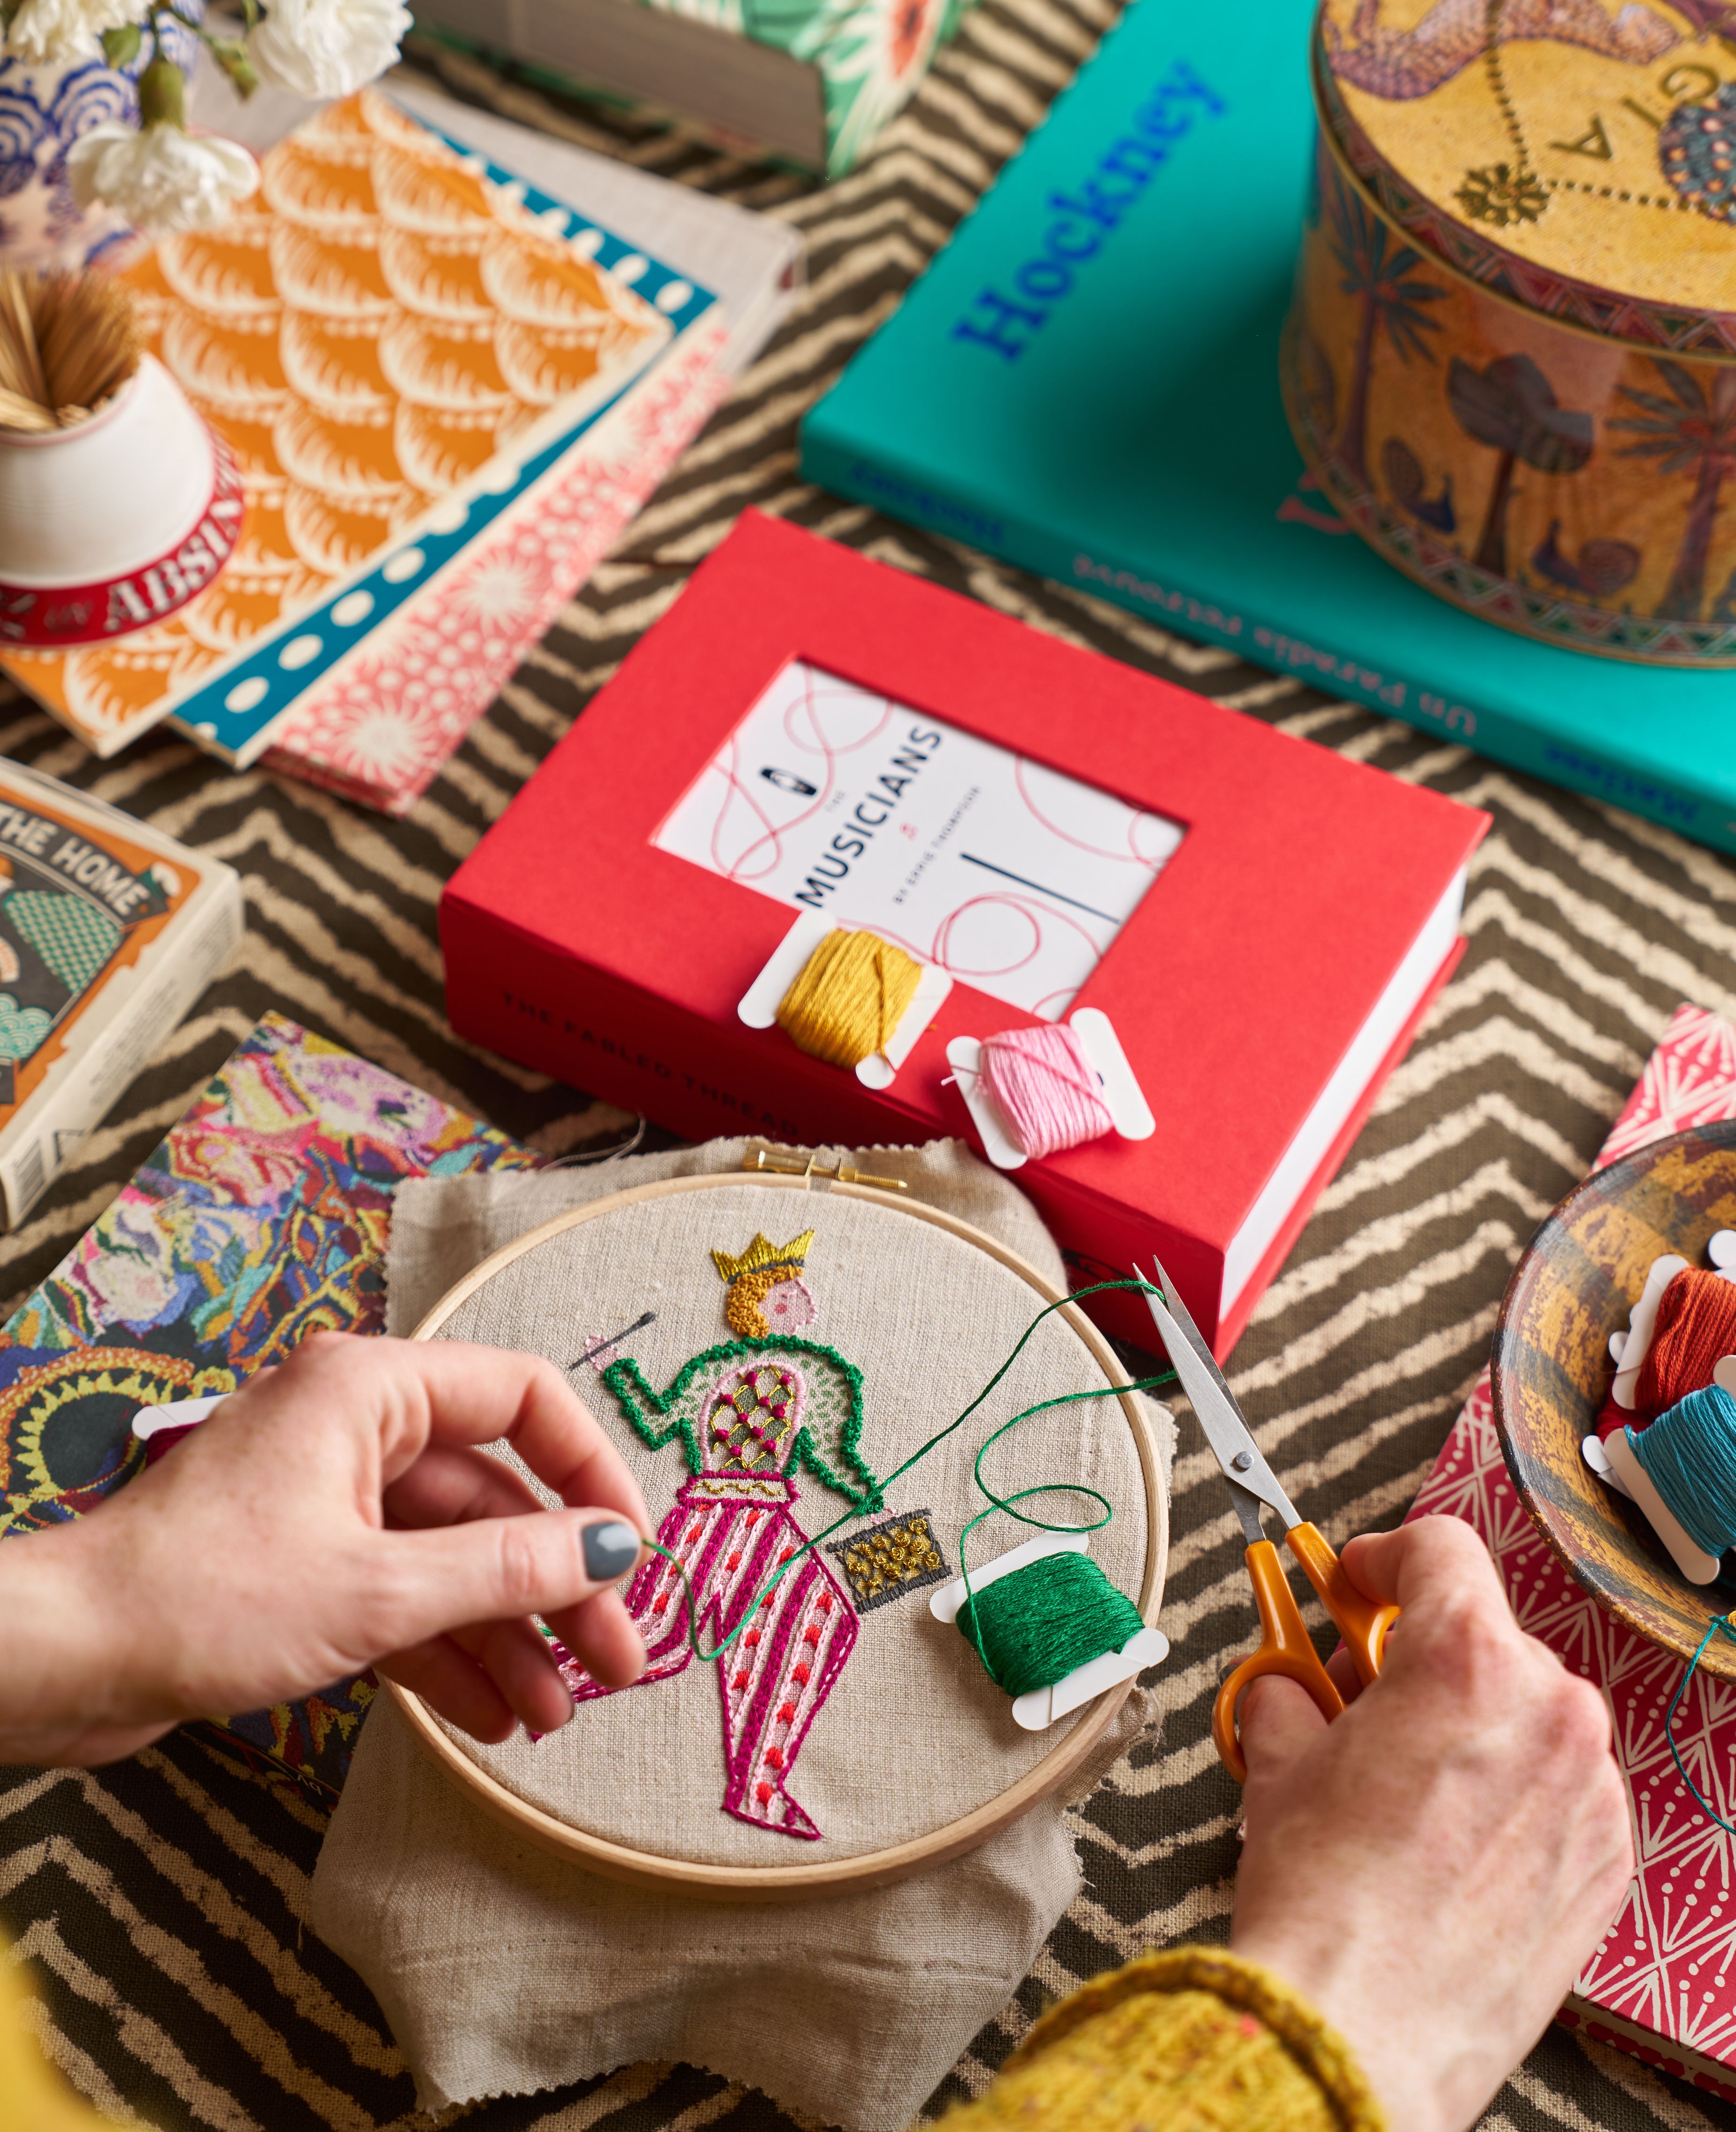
[131,1393,228,1440]
[738,911,952,1089]
[946,1008,1153,1171]
[1611,1253,1690,1408]
[929,1532,1168,1731]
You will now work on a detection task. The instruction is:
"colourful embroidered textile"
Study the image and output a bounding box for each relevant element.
[569,1320,877,1839]
[566,1470,858,1838]
[399,1167,1156,1872]
[311,1137,1168,2131]
[0,1011,536,1799]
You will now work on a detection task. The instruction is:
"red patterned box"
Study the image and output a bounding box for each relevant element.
[1413,1004,1736,2103]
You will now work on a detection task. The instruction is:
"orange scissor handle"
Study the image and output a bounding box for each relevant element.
[1213,1540,1346,1784]
[1284,1521,1400,1688]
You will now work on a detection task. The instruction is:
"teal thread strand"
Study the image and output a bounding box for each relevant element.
[953,1552,1146,1695]
[1629,1384,1736,1557]
[1666,1611,1736,1835]
[640,1277,1175,1671]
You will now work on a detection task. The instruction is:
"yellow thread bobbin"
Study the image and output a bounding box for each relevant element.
[775,928,923,1070]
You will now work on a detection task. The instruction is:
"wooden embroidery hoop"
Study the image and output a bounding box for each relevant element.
[391,1170,1168,1902]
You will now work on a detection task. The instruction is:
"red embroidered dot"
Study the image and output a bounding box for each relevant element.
[746,1629,761,1646]
[792,1663,811,1684]
[652,1595,669,1613]
[779,1548,795,1563]
[687,1524,704,1544]
[765,1747,785,1769]
[733,1671,750,1690]
[727,1552,742,1570]
[759,1591,774,1610]
[779,1701,796,1724]
[757,1781,773,1803]
[803,1625,821,1645]
[817,1593,832,1613]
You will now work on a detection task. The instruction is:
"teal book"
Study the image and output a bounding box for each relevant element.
[799,0,1736,857]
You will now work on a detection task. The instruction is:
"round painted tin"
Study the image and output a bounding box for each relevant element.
[1286,0,1736,663]
[1315,0,1736,355]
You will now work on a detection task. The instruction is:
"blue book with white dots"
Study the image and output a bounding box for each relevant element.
[800,0,1736,860]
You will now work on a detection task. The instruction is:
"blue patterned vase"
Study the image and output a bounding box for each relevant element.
[0,4,202,269]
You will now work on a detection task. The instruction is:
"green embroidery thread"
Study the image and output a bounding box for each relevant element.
[601,1335,885,1510]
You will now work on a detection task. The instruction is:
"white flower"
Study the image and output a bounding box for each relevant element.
[6,0,143,64]
[246,0,410,98]
[67,122,259,236]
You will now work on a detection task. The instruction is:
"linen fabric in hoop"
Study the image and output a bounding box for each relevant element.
[399,1172,1160,1877]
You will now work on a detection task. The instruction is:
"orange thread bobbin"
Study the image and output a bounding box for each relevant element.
[1638,1268,1736,1412]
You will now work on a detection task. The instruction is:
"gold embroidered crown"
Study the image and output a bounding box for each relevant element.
[711,1230,815,1284]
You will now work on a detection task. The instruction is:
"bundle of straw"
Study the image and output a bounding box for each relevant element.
[0,272,142,435]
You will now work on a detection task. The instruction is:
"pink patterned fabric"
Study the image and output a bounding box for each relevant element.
[552,1351,860,1841]
[1413,1003,1736,2096]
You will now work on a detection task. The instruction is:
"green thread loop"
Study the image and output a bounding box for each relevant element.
[1666,1610,1736,1833]
[953,1550,1146,1695]
[638,1277,1175,1674]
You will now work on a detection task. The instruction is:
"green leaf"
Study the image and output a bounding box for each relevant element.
[204,32,259,97]
[100,21,143,64]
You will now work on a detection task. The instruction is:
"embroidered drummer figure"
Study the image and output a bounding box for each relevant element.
[554,1229,881,1841]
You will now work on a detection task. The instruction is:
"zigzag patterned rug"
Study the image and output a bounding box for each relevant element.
[4,4,1736,2126]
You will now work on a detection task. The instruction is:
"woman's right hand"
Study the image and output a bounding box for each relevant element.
[1230,1514,1634,2132]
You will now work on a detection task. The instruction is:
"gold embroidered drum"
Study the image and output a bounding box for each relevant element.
[1286,0,1736,663]
[392,1172,1167,1899]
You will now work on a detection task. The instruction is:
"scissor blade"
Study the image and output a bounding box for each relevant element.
[1142,1251,1230,1399]
[1140,1272,1301,1532]
[1224,1475,1268,1547]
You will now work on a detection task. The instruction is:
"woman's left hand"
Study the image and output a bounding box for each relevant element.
[0,1334,652,1765]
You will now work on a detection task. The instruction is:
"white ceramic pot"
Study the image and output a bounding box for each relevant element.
[0,353,244,647]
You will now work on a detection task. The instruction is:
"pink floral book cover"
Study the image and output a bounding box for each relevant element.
[0,1011,537,1801]
[1413,1002,1736,2101]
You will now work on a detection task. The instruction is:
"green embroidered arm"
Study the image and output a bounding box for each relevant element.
[599,1356,705,1472]
[788,1348,884,1512]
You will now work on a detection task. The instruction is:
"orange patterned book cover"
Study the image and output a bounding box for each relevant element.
[0,89,694,759]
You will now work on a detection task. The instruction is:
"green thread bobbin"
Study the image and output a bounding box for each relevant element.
[952,1549,1148,1697]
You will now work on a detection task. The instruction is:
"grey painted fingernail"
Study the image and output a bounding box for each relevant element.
[582,1520,640,1581]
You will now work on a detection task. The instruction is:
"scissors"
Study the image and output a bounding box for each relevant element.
[1138,1256,1399,1782]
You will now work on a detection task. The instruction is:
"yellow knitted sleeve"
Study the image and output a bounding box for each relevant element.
[931,1948,1386,2132]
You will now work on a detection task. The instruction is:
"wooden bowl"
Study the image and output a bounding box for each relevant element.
[1491,1121,1736,1679]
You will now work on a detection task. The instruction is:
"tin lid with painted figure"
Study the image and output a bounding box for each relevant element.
[1315,0,1736,354]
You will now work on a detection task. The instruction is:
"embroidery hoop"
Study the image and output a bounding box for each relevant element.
[391,1170,1168,1902]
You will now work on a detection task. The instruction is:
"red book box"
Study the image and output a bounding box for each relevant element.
[441,513,1488,1355]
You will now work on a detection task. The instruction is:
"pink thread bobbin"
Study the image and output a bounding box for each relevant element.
[947,1008,1154,1172]
[979,1024,1116,1161]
